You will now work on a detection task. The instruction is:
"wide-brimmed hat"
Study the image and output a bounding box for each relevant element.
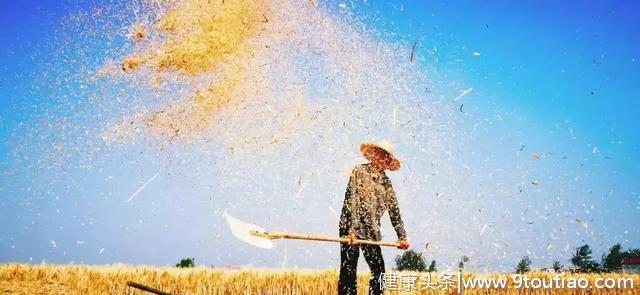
[360,140,401,171]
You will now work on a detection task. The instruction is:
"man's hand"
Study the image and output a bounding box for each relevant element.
[347,233,357,245]
[397,240,410,250]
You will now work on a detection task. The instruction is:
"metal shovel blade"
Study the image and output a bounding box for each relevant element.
[224,212,274,249]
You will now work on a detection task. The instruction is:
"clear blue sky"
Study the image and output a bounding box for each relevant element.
[1,0,638,271]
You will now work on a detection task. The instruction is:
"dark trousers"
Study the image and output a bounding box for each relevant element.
[338,243,385,295]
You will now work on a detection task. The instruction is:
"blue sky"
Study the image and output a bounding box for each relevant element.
[359,0,640,149]
[1,0,639,271]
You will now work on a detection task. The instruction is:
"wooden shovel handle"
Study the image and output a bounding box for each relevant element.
[251,231,399,247]
[127,281,173,295]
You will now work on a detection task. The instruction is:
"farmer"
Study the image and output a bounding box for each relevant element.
[338,140,410,295]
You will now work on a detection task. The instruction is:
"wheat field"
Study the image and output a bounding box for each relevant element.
[1,264,638,294]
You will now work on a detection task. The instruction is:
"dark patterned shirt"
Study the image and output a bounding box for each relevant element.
[338,163,407,241]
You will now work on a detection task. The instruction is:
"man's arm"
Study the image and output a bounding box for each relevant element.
[340,169,361,238]
[385,177,407,241]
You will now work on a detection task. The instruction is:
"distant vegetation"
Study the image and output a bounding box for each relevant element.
[427,260,437,272]
[176,258,195,268]
[392,243,640,274]
[601,243,640,272]
[566,243,640,273]
[394,250,427,271]
[458,255,469,270]
[515,256,531,273]
[393,251,437,273]
[552,261,563,272]
[571,244,600,272]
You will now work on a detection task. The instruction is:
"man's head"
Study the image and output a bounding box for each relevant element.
[360,141,401,172]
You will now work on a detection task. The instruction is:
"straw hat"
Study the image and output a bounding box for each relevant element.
[360,140,401,171]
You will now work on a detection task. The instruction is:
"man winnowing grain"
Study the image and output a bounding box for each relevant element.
[338,141,410,295]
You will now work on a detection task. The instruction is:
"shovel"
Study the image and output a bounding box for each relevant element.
[224,212,400,249]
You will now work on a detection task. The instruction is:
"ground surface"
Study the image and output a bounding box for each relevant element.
[1,264,638,294]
